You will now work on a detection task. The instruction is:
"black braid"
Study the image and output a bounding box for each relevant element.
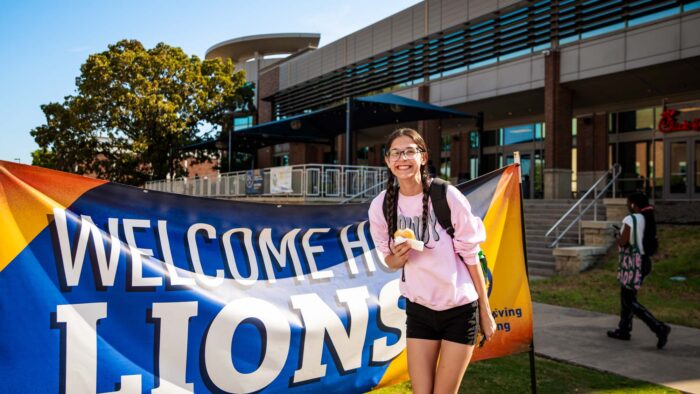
[420,165,430,242]
[385,172,397,240]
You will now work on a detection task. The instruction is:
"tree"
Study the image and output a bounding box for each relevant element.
[31,39,250,185]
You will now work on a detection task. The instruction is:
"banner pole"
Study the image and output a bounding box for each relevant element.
[514,160,538,394]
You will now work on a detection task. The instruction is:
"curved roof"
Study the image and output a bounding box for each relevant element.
[205,33,320,63]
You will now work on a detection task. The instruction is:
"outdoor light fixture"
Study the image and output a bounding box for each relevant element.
[389,104,403,113]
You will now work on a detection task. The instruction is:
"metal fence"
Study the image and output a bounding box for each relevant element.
[144,164,388,203]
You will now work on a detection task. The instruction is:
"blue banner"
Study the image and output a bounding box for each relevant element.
[0,161,532,393]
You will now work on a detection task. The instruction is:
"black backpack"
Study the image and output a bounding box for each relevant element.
[643,215,659,256]
[382,177,454,241]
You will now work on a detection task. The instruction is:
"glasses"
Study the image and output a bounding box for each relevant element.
[386,148,423,161]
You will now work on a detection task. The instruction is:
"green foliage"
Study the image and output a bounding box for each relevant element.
[31,39,252,185]
[531,225,700,328]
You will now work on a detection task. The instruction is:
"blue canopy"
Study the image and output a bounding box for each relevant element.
[190,93,476,153]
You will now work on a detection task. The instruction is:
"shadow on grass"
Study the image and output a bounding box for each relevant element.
[374,353,678,393]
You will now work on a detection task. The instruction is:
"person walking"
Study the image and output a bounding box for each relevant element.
[368,128,496,394]
[607,192,671,349]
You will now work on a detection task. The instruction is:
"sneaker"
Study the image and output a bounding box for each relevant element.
[656,325,671,349]
[607,329,631,340]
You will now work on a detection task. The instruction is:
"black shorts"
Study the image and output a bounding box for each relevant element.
[405,299,479,345]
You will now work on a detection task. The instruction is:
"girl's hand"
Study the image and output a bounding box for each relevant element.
[386,242,411,269]
[480,308,497,340]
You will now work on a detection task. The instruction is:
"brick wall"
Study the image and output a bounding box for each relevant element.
[544,50,573,169]
[578,113,608,172]
[258,67,280,124]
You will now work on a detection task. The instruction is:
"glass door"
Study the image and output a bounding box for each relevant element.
[665,139,689,199]
[695,139,700,199]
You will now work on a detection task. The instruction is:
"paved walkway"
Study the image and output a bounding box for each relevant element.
[533,303,700,393]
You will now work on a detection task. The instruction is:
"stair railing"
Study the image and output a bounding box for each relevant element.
[340,180,386,204]
[545,164,622,248]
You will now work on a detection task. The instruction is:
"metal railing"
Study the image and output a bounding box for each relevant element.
[144,164,388,203]
[545,164,622,248]
[340,179,386,204]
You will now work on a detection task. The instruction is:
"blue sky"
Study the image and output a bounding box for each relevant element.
[0,0,421,164]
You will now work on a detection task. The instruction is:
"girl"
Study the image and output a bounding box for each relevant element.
[368,128,496,393]
[608,192,671,349]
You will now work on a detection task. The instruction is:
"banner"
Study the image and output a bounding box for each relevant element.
[270,166,293,194]
[245,169,263,195]
[0,161,532,393]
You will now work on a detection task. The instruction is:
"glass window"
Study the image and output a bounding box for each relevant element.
[357,146,369,160]
[233,116,253,131]
[274,155,289,167]
[440,157,451,179]
[581,22,625,39]
[470,131,479,149]
[470,57,498,69]
[503,124,535,145]
[500,48,532,61]
[636,108,654,131]
[618,111,636,132]
[608,108,654,133]
[470,157,479,180]
[653,106,663,129]
[441,135,452,152]
[695,141,700,194]
[617,141,649,195]
[670,141,687,194]
[686,1,700,11]
[628,6,680,27]
[534,152,544,199]
[635,142,648,178]
[651,140,663,197]
[560,35,579,45]
[482,130,500,147]
[442,65,468,77]
[533,43,551,52]
[481,153,499,174]
[572,148,577,194]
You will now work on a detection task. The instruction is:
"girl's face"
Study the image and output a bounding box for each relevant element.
[385,135,427,182]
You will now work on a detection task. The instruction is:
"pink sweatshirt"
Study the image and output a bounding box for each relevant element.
[368,184,486,311]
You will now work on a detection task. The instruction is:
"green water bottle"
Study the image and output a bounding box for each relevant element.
[478,250,488,272]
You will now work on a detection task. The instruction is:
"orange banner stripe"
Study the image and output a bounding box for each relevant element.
[0,161,106,271]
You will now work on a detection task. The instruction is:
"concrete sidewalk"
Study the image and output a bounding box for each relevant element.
[533,303,700,393]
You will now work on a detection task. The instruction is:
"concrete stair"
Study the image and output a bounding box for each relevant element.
[522,199,606,278]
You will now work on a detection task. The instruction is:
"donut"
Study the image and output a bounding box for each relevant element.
[394,228,416,240]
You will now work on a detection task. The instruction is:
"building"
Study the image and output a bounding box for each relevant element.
[205,0,700,201]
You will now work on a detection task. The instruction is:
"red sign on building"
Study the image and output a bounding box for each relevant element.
[658,108,700,133]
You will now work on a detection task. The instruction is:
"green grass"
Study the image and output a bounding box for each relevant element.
[531,225,700,328]
[373,353,678,393]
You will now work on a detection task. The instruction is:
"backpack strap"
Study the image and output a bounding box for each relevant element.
[429,178,454,238]
[631,214,639,251]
